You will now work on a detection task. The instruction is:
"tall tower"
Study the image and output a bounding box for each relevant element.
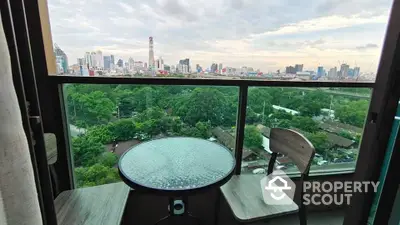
[148,37,155,71]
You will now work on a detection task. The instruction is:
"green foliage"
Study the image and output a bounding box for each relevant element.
[335,100,369,127]
[75,164,120,188]
[271,110,294,120]
[66,90,115,127]
[85,125,113,144]
[98,152,118,167]
[179,121,212,139]
[277,119,291,128]
[107,118,137,141]
[177,88,228,126]
[247,88,273,115]
[65,84,370,187]
[306,132,330,155]
[338,130,354,140]
[291,116,319,133]
[244,125,263,149]
[72,135,105,167]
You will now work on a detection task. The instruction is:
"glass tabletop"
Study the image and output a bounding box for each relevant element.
[118,137,236,192]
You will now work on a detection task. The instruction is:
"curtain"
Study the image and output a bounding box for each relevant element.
[0,12,43,225]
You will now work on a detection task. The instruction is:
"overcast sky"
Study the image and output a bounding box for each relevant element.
[48,0,393,73]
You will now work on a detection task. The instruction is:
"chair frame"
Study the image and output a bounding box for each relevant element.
[217,128,315,225]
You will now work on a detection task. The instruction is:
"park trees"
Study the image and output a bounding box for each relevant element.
[244,125,263,149]
[335,100,369,127]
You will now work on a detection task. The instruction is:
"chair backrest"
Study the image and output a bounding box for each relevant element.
[269,128,315,174]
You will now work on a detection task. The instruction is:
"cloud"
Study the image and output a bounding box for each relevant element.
[117,2,135,13]
[250,13,388,38]
[356,43,379,50]
[47,0,392,73]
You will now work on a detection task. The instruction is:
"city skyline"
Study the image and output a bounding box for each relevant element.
[48,0,392,73]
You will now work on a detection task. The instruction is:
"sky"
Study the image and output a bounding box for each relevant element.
[47,0,393,73]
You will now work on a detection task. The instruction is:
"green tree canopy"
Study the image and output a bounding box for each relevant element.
[335,100,369,127]
[72,135,105,167]
[244,125,263,149]
[291,116,319,133]
[177,88,228,126]
[74,164,120,187]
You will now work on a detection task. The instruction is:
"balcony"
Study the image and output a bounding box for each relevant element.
[2,0,400,225]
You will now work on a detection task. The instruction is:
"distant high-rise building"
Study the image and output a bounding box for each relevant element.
[164,65,170,72]
[348,68,355,77]
[317,66,324,77]
[54,44,68,74]
[90,52,97,68]
[84,52,91,67]
[328,67,337,80]
[295,64,303,72]
[144,62,148,69]
[210,63,218,72]
[171,65,175,72]
[218,63,223,71]
[285,66,296,74]
[117,59,123,68]
[103,56,111,69]
[353,67,360,77]
[156,57,164,70]
[128,57,135,70]
[77,58,85,66]
[148,37,155,71]
[110,55,115,69]
[179,58,190,66]
[340,64,350,78]
[96,50,103,68]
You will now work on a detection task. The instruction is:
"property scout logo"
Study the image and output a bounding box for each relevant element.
[261,170,379,206]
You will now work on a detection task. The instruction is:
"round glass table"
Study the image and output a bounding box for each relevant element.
[118,137,236,225]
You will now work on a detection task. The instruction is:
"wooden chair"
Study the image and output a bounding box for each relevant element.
[55,182,130,225]
[219,128,315,225]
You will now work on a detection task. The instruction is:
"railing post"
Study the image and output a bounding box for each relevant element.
[234,85,248,175]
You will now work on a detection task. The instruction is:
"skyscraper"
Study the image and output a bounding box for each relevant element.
[157,57,164,70]
[117,59,123,68]
[90,52,97,68]
[54,44,68,74]
[96,50,103,68]
[179,58,190,66]
[77,58,85,66]
[103,56,111,69]
[295,64,303,72]
[110,55,115,68]
[129,57,135,71]
[84,52,91,68]
[317,66,324,77]
[340,64,350,78]
[218,63,223,71]
[285,66,296,74]
[353,67,360,77]
[148,37,155,71]
[328,67,337,80]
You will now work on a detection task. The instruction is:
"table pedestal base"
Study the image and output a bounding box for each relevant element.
[152,197,203,225]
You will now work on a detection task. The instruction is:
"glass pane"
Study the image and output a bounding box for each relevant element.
[243,87,371,175]
[43,0,391,82]
[63,84,238,187]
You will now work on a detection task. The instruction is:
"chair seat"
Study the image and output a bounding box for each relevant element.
[55,182,130,225]
[221,174,299,223]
